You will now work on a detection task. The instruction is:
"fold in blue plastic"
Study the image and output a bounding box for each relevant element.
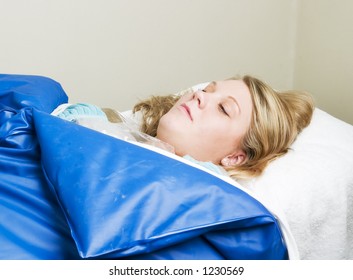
[0,74,67,113]
[0,74,288,259]
[0,74,78,259]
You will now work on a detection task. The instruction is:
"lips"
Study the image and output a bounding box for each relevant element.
[180,103,193,121]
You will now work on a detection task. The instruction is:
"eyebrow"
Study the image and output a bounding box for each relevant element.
[228,96,241,114]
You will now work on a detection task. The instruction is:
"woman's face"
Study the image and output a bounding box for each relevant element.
[156,79,253,165]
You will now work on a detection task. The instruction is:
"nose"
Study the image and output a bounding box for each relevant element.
[193,90,206,109]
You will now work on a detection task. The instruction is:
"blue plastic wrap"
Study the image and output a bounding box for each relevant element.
[0,74,78,259]
[0,74,288,259]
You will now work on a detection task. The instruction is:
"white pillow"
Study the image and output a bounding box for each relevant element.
[240,108,353,259]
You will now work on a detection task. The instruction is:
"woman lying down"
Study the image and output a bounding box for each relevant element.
[52,75,314,180]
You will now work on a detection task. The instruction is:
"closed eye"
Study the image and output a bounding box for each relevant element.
[218,104,229,116]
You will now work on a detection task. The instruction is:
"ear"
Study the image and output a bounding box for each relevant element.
[221,150,247,167]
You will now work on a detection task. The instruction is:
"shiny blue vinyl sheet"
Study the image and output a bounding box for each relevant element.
[0,74,78,259]
[0,74,288,259]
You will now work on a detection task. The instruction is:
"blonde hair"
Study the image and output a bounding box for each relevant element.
[133,95,181,137]
[133,75,314,179]
[228,75,314,178]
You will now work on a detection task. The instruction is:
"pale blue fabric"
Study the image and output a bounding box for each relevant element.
[57,103,107,122]
[183,155,228,176]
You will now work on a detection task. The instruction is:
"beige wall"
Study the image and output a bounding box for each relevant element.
[294,0,353,124]
[1,0,351,124]
[0,0,296,110]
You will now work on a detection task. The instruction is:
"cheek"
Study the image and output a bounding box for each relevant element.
[201,120,228,139]
[157,112,183,142]
[201,122,242,150]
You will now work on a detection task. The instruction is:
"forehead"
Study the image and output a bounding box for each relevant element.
[213,79,249,93]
